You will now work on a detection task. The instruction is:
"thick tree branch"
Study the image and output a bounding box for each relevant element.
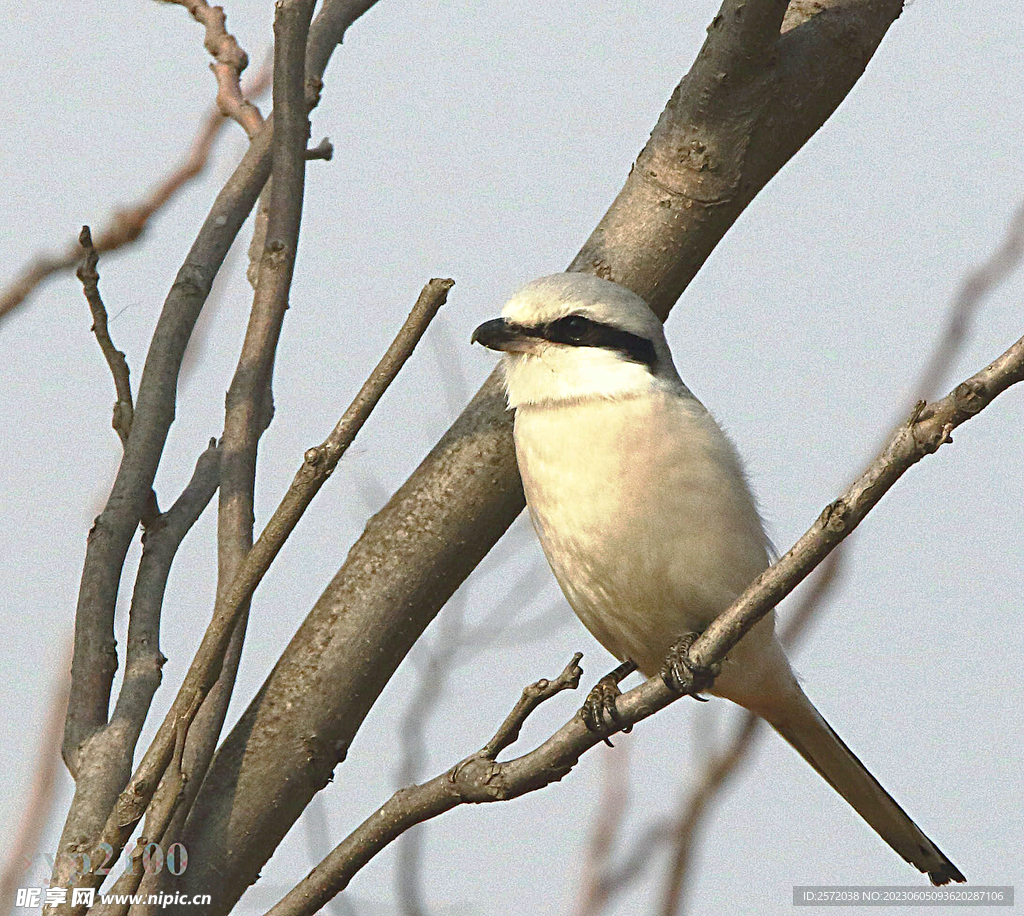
[264,329,1024,916]
[571,0,905,318]
[49,443,218,915]
[174,1,907,908]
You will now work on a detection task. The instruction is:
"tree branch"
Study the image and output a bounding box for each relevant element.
[77,227,135,448]
[49,443,218,915]
[52,0,381,900]
[263,329,1024,916]
[264,656,586,916]
[163,0,317,882]
[49,277,446,914]
[159,0,266,137]
[113,440,221,770]
[174,1,907,908]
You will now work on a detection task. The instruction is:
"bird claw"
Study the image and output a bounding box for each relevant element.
[579,661,636,746]
[660,632,720,698]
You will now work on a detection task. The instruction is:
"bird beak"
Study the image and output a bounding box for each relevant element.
[471,318,535,353]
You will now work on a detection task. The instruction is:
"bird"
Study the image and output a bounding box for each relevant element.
[472,272,964,886]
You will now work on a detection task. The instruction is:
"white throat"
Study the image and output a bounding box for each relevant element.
[502,345,681,408]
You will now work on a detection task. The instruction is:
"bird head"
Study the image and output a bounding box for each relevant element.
[472,273,681,407]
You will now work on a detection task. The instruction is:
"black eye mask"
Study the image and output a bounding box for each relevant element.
[541,314,657,368]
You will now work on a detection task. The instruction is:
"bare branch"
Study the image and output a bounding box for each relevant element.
[262,330,1024,916]
[77,227,134,447]
[219,0,316,598]
[113,439,221,754]
[52,0,381,898]
[0,58,271,323]
[264,655,586,916]
[306,136,334,160]
[242,276,452,577]
[159,0,265,136]
[49,277,446,913]
[48,443,217,915]
[165,0,318,874]
[177,1,908,905]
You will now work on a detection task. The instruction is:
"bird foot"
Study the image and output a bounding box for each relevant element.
[579,660,637,746]
[660,633,720,699]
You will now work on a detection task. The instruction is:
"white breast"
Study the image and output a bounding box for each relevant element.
[513,389,773,678]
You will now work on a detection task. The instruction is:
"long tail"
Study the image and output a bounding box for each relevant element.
[763,688,965,885]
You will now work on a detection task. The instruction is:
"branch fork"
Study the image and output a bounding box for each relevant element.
[451,653,584,802]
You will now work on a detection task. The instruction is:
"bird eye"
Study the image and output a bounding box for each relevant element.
[556,315,591,342]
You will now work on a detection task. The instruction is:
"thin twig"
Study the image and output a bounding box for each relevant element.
[264,656,586,916]
[160,0,265,136]
[77,227,134,447]
[260,330,1024,916]
[0,57,271,323]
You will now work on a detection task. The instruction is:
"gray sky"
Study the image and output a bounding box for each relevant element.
[2,1,1022,914]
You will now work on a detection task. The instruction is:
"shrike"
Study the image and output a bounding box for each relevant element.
[472,273,963,885]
